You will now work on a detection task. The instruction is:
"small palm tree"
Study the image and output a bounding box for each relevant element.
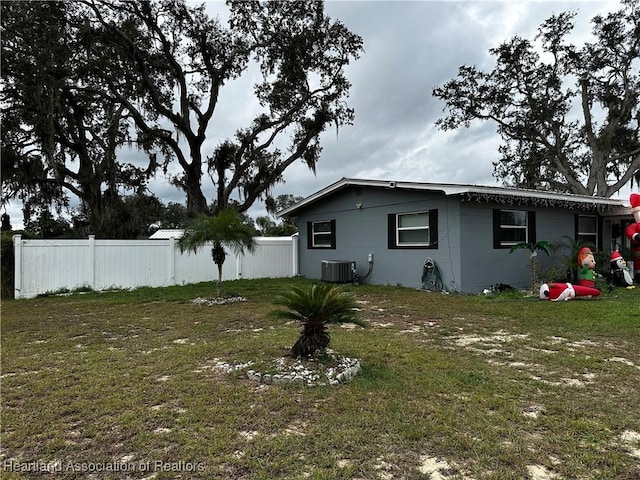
[273,283,367,358]
[177,209,256,297]
[510,240,554,294]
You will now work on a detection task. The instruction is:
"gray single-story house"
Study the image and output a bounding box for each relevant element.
[278,178,633,293]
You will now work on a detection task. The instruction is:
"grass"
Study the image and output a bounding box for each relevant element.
[1,277,639,480]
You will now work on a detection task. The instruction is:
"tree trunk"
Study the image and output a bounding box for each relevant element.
[184,171,208,215]
[531,257,537,294]
[291,322,330,358]
[212,242,226,297]
[216,263,223,298]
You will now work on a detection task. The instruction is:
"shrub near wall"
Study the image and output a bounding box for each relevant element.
[0,231,33,298]
[1,232,15,299]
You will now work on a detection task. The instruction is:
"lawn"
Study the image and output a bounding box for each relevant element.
[1,278,639,480]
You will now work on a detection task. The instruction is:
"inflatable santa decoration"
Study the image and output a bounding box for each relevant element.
[626,193,640,282]
[539,282,601,301]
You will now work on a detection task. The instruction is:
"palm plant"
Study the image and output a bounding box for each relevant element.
[177,209,256,297]
[556,236,600,282]
[273,283,367,358]
[510,240,554,294]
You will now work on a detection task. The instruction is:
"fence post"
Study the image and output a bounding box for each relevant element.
[88,235,95,290]
[169,237,176,285]
[292,234,299,276]
[13,234,22,299]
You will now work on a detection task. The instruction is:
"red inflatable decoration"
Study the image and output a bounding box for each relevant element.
[626,193,640,281]
[539,282,601,301]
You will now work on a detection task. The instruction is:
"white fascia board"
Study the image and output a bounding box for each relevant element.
[277,177,351,217]
[277,177,628,217]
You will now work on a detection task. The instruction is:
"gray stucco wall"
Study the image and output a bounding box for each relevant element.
[294,186,601,293]
[295,185,462,291]
[458,201,575,292]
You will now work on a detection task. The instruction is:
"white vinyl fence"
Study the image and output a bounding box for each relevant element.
[13,234,298,299]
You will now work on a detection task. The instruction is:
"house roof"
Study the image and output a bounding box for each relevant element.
[149,229,184,239]
[278,177,631,217]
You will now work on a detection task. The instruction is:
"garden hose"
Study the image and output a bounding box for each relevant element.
[421,257,445,292]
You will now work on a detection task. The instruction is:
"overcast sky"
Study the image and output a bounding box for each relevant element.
[5,0,631,229]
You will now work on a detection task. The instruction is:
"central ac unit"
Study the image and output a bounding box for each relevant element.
[321,260,355,283]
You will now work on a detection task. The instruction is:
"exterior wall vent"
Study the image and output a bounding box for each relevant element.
[321,260,355,283]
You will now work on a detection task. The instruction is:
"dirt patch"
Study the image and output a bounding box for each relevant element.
[620,430,640,459]
[522,404,546,419]
[608,357,640,370]
[452,330,529,347]
[417,455,470,479]
[526,464,560,479]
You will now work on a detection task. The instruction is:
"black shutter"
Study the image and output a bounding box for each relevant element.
[528,211,536,244]
[429,209,438,248]
[330,220,336,249]
[307,222,313,249]
[597,215,603,250]
[493,209,501,249]
[387,214,396,249]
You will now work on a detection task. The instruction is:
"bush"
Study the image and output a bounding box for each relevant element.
[1,231,36,299]
[1,232,15,299]
[538,265,573,284]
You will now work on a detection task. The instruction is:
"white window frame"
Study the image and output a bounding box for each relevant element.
[577,215,598,247]
[396,211,431,247]
[311,220,334,248]
[498,209,528,247]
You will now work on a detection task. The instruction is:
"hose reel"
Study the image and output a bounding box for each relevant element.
[421,257,444,292]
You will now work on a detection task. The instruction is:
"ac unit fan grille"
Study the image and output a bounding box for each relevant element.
[321,260,355,283]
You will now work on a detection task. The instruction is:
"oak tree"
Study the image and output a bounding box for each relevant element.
[433,0,640,197]
[1,2,160,236]
[83,0,363,215]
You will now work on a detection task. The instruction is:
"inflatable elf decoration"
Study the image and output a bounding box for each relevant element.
[577,247,597,288]
[625,193,640,282]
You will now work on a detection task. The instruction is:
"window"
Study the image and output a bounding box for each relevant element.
[493,209,536,248]
[307,220,336,249]
[388,210,438,249]
[576,215,598,248]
